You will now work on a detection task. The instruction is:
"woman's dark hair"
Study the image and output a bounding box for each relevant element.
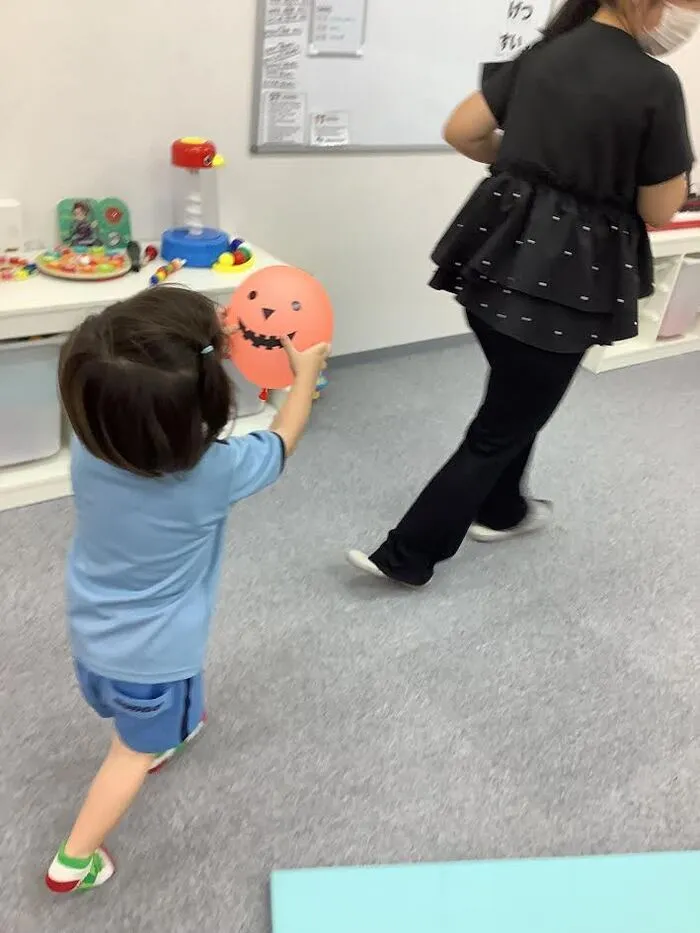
[542,0,601,40]
[542,0,664,41]
[59,285,233,477]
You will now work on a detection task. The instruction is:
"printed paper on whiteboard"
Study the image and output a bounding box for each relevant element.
[261,91,307,145]
[310,111,350,147]
[309,0,368,57]
[265,0,307,31]
[262,37,304,90]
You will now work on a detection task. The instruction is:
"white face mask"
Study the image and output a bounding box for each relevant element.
[640,2,700,56]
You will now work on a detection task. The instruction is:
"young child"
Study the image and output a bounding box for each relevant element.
[45,285,329,892]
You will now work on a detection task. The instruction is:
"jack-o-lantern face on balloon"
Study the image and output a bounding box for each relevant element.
[226,265,334,389]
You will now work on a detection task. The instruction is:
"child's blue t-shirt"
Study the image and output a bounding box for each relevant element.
[67,432,284,684]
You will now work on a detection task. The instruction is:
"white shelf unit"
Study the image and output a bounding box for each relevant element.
[0,406,283,513]
[0,247,286,512]
[583,228,700,373]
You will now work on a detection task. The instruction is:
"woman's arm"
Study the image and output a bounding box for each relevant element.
[638,174,689,228]
[443,91,501,163]
[637,68,693,226]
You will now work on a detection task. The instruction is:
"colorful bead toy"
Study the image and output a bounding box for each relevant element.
[35,246,130,281]
[143,244,158,265]
[313,369,329,401]
[212,242,254,273]
[0,256,38,282]
[149,258,186,286]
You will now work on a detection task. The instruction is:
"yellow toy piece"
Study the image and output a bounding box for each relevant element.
[213,251,255,274]
[213,252,236,272]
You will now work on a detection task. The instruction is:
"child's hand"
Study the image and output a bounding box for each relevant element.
[217,306,237,338]
[271,338,331,455]
[281,336,330,382]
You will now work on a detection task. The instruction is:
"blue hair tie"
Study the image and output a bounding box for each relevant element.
[200,345,214,356]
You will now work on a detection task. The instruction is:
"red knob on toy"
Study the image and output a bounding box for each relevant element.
[171,138,224,170]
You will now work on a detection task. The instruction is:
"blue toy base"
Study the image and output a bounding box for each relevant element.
[161,227,230,269]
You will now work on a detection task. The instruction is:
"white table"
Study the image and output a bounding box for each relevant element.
[583,227,700,373]
[0,246,286,512]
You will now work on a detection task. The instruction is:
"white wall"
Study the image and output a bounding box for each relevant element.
[669,37,700,190]
[1,0,698,356]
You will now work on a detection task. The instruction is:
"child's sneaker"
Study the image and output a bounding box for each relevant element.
[148,713,207,774]
[45,844,115,893]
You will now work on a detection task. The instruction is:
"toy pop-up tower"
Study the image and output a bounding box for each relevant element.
[160,137,230,268]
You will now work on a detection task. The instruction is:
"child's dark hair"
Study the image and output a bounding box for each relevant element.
[59,285,233,477]
[73,200,90,215]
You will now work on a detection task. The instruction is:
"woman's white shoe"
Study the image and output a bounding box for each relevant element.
[468,499,553,543]
[345,550,430,588]
[346,550,390,579]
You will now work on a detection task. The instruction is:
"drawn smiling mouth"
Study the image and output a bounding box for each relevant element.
[238,318,296,351]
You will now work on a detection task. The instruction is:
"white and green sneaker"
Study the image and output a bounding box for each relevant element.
[46,844,115,893]
[148,713,207,774]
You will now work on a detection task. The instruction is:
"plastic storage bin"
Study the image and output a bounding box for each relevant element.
[0,335,63,468]
[659,254,700,338]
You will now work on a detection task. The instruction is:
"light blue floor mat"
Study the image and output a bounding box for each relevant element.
[271,851,700,933]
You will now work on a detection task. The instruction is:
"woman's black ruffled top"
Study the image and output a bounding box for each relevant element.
[429,169,654,353]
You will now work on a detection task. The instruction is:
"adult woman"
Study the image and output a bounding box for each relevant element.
[349,0,697,587]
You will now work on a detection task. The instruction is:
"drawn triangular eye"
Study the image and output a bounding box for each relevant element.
[291,301,302,311]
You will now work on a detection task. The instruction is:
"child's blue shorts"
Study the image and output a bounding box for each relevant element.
[75,660,204,754]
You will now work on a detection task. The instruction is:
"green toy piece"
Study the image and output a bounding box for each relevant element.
[313,369,328,401]
[57,198,132,250]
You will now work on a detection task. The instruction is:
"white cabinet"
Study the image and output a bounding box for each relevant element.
[583,228,700,373]
[0,248,285,511]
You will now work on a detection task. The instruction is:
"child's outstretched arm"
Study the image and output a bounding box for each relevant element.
[222,339,329,505]
[271,338,330,456]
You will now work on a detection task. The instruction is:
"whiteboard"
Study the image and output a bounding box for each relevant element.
[252,0,555,152]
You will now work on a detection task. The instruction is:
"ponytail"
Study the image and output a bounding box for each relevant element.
[542,0,600,41]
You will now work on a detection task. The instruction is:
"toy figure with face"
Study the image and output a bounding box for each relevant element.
[226,265,334,389]
[69,201,101,247]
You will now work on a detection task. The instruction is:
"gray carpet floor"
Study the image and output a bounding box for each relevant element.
[1,339,699,932]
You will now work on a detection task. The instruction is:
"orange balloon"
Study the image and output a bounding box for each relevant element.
[226,265,334,389]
